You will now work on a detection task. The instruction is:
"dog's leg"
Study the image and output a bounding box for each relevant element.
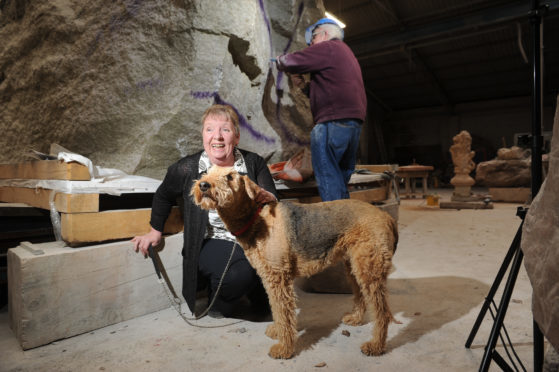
[261,272,297,359]
[361,277,392,356]
[342,260,367,325]
[350,248,393,356]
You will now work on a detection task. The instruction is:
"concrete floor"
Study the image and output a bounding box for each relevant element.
[0,189,545,371]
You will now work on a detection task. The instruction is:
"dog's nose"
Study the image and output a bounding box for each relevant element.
[199,181,210,192]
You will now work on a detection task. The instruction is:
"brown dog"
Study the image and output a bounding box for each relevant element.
[191,166,398,359]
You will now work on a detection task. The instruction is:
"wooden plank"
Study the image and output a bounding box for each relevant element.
[297,187,387,204]
[8,234,184,350]
[60,207,183,244]
[0,187,99,213]
[0,160,91,180]
[349,187,388,202]
[355,164,397,173]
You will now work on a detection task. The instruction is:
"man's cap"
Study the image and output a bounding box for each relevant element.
[304,18,344,45]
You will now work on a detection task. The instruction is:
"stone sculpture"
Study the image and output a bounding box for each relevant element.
[449,130,476,198]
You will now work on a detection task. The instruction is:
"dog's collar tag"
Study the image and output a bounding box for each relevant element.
[231,205,263,237]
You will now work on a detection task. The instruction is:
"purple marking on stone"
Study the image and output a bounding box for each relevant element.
[191,91,276,144]
[258,0,273,58]
[282,2,304,54]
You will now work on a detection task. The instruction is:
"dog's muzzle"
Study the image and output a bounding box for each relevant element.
[199,181,211,192]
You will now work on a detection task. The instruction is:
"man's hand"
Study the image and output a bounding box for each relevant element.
[131,228,162,258]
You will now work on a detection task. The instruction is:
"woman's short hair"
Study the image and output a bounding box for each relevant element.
[319,23,343,41]
[201,104,240,136]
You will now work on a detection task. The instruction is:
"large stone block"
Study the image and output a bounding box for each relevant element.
[0,0,323,179]
[521,95,559,351]
[8,234,184,350]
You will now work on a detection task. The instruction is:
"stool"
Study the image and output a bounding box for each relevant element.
[396,165,434,198]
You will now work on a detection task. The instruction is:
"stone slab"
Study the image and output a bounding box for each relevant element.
[439,201,494,209]
[489,187,531,203]
[8,234,184,350]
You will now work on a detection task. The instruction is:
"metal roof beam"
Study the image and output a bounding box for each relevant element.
[368,0,451,106]
[350,0,559,58]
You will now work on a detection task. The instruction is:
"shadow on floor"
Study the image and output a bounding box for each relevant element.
[292,276,489,356]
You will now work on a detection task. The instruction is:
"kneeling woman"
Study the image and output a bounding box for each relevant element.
[132,104,277,318]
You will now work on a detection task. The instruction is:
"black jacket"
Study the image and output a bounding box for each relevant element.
[149,149,277,312]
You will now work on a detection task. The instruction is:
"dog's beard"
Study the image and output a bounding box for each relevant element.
[193,185,233,210]
[197,195,217,210]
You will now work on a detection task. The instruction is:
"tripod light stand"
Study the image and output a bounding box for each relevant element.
[465,0,547,371]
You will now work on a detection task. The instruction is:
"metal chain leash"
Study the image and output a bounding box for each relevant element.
[149,242,244,328]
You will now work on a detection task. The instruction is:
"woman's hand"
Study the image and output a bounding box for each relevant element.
[131,228,162,258]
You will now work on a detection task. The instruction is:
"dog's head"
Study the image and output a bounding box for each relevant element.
[191,166,260,210]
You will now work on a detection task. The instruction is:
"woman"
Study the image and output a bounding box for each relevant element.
[132,104,277,318]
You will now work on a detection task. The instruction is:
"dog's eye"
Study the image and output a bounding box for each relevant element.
[226,174,233,181]
[200,170,207,176]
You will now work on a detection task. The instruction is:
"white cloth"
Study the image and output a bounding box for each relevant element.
[198,148,247,242]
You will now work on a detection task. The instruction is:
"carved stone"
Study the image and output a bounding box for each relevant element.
[449,130,476,198]
[521,95,559,351]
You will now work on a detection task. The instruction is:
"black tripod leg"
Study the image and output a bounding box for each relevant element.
[534,320,544,372]
[480,247,524,372]
[465,223,523,348]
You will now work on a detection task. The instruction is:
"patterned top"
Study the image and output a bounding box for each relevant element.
[198,148,247,242]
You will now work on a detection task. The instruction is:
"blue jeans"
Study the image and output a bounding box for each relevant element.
[311,119,362,201]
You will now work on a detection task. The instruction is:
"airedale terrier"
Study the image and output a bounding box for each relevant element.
[191,166,398,359]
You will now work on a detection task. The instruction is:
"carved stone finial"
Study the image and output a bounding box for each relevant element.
[450,130,476,197]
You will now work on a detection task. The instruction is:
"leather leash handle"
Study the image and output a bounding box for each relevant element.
[148,244,162,279]
[147,244,181,301]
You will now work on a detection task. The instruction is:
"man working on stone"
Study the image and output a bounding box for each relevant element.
[276,18,367,201]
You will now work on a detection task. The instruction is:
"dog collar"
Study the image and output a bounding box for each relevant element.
[231,205,263,237]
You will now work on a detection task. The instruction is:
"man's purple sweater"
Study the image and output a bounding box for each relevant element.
[277,39,367,124]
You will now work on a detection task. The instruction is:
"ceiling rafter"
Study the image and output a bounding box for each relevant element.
[369,0,451,106]
[349,0,559,59]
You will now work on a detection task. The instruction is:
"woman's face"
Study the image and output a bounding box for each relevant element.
[202,114,240,166]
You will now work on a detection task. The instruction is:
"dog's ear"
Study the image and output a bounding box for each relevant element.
[243,175,259,200]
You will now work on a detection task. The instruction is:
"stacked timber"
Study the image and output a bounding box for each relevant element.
[0,160,183,245]
[2,160,185,350]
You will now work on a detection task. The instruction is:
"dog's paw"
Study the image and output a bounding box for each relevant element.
[342,313,364,326]
[265,324,279,339]
[268,343,294,359]
[360,341,386,356]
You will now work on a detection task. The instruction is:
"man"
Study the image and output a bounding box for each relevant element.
[276,18,367,201]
